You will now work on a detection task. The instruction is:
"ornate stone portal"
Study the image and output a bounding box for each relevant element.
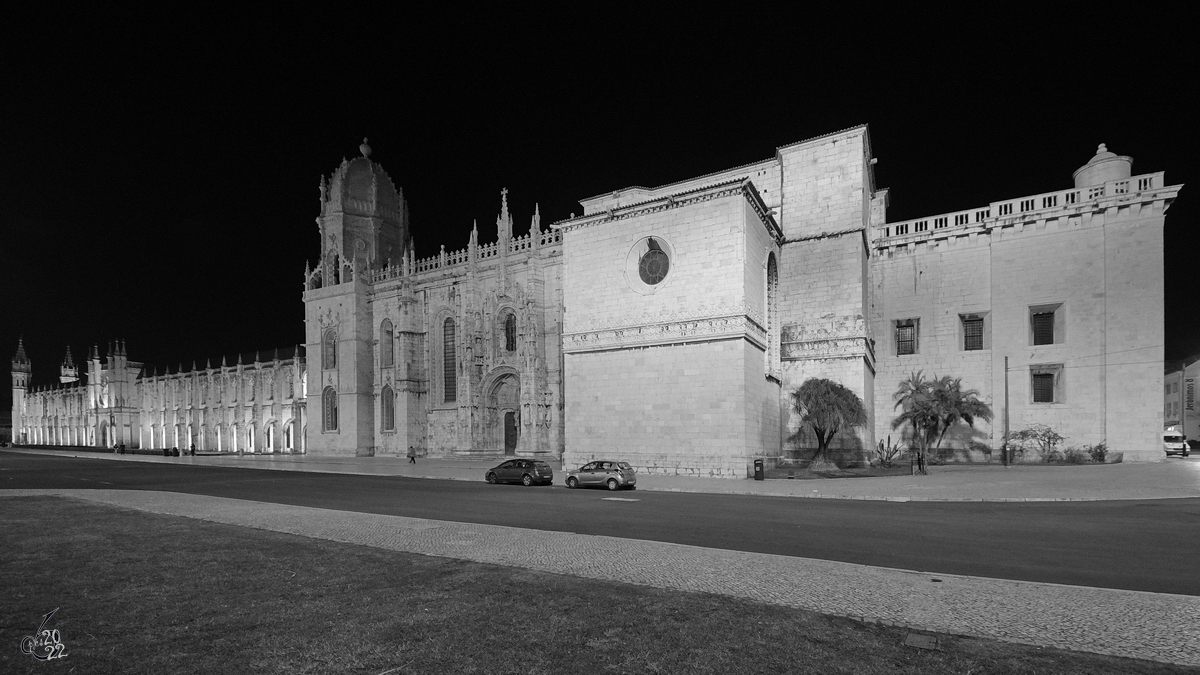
[487,373,520,454]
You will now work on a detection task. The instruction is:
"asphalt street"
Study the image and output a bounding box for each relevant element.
[4,451,1198,596]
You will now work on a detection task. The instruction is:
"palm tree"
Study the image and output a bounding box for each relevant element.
[891,371,939,474]
[791,378,867,465]
[930,376,993,462]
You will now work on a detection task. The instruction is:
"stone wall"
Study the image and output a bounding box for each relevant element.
[870,196,1169,462]
[563,340,755,477]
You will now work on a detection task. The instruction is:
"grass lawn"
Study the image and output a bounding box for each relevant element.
[0,495,1186,674]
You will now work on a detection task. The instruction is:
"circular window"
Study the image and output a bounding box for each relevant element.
[624,236,675,295]
[638,241,670,285]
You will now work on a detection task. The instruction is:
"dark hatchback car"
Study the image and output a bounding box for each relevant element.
[485,459,554,486]
[565,461,636,490]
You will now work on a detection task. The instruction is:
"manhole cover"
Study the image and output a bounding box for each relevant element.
[903,633,941,651]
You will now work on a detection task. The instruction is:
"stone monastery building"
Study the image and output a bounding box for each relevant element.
[10,128,1183,473]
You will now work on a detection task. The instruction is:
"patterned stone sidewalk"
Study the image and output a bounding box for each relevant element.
[5,488,1198,667]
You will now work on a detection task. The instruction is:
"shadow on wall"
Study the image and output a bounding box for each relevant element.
[785,425,869,466]
[926,424,994,464]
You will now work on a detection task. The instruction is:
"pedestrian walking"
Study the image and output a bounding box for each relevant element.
[407,446,416,464]
[190,444,196,456]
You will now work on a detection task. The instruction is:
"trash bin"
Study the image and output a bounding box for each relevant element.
[753,459,765,481]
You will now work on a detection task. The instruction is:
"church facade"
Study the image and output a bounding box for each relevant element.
[10,128,1182,471]
[301,141,565,458]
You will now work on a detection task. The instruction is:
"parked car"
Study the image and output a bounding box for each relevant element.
[565,461,636,490]
[1164,427,1190,457]
[485,459,554,486]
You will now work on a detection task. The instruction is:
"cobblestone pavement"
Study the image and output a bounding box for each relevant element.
[9,447,1200,502]
[4,488,1198,667]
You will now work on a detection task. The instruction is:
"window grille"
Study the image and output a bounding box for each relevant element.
[1032,373,1055,403]
[963,318,984,351]
[1032,312,1055,345]
[443,319,456,402]
[896,320,917,355]
[505,314,516,352]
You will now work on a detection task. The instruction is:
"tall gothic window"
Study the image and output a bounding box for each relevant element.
[381,385,395,431]
[322,329,337,370]
[767,252,778,373]
[323,386,338,431]
[380,319,394,368]
[443,318,456,403]
[505,314,516,352]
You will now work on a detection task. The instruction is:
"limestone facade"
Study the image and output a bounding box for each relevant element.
[555,128,1180,470]
[871,145,1178,462]
[301,142,565,458]
[9,340,306,453]
[10,130,1182,469]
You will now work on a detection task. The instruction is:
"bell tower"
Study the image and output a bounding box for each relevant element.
[11,338,31,445]
[305,140,409,456]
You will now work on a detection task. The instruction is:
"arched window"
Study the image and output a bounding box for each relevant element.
[443,318,456,403]
[381,385,395,431]
[767,252,779,373]
[323,386,338,431]
[322,329,337,370]
[380,319,394,368]
[505,314,516,352]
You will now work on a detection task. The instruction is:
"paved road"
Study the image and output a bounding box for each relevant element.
[5,451,1199,596]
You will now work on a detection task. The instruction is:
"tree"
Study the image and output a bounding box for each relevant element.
[1005,424,1065,462]
[930,376,993,461]
[892,372,994,474]
[891,371,939,474]
[791,378,867,464]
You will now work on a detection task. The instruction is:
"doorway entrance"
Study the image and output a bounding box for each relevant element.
[504,412,518,455]
[487,371,520,455]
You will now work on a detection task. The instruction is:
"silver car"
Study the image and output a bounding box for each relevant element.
[565,461,636,491]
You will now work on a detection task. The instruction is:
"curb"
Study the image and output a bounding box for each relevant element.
[5,447,1197,503]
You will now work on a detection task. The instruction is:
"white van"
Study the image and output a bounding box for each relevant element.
[1164,426,1190,457]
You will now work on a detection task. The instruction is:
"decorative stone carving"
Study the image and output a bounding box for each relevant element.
[563,314,767,354]
[780,315,870,361]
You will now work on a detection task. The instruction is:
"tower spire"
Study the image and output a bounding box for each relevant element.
[496,188,512,241]
[60,346,79,384]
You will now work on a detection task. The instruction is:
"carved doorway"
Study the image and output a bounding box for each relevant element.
[504,412,518,455]
[487,372,520,455]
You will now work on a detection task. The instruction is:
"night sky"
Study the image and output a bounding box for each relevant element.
[2,11,1194,418]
